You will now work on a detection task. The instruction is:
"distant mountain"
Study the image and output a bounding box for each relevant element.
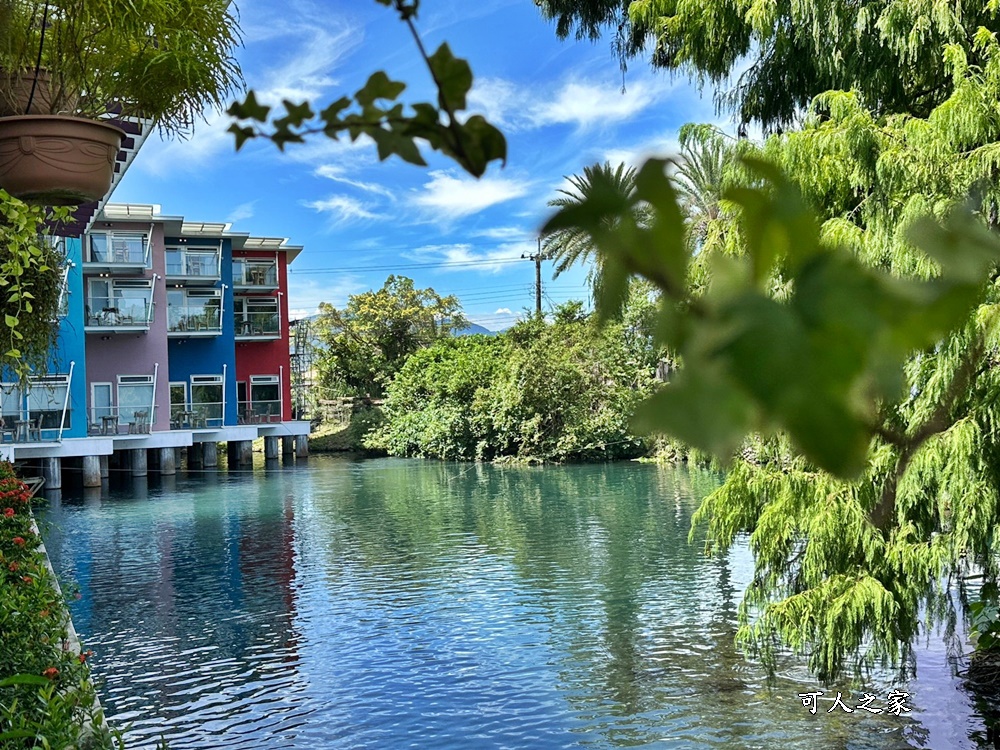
[455,322,495,336]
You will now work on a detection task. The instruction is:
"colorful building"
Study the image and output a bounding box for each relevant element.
[1,201,310,487]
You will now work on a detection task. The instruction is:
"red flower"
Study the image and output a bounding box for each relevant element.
[41,667,59,679]
[11,536,24,546]
[3,507,13,518]
[21,575,32,583]
[39,609,49,618]
[78,650,94,663]
[8,562,18,572]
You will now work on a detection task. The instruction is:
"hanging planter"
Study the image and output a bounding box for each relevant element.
[0,114,123,205]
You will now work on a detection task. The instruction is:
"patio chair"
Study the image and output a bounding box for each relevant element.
[128,410,150,434]
[0,417,13,443]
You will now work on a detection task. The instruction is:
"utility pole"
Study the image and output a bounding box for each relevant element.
[522,237,547,316]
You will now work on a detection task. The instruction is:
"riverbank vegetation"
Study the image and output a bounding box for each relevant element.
[0,462,116,748]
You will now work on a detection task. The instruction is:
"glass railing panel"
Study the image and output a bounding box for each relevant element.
[167,305,222,333]
[235,312,280,336]
[86,298,154,326]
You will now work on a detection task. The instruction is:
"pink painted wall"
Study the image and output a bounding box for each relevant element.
[84,222,172,431]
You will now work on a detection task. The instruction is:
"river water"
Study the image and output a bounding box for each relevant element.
[37,456,987,749]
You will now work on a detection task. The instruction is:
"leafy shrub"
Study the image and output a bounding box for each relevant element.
[0,462,119,749]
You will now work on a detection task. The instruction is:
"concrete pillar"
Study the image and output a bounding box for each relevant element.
[41,457,62,490]
[264,436,279,460]
[239,440,254,467]
[99,455,109,479]
[82,455,101,488]
[130,448,147,477]
[203,441,218,468]
[159,447,176,475]
[188,444,204,469]
[282,436,295,456]
[227,441,239,468]
[296,434,309,458]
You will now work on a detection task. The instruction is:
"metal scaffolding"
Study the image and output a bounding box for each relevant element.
[289,317,317,420]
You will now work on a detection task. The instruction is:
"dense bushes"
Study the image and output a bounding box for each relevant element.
[369,302,661,462]
[0,462,116,749]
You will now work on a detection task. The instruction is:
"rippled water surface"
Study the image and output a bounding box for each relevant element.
[37,457,987,748]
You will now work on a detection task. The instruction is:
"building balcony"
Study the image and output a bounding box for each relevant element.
[235,313,281,340]
[233,260,279,292]
[85,300,154,334]
[167,306,222,337]
[83,232,150,275]
[165,248,222,285]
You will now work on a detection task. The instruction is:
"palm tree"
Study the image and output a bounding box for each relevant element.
[542,161,643,297]
[672,125,732,252]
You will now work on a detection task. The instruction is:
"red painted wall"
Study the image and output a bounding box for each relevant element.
[233,249,292,420]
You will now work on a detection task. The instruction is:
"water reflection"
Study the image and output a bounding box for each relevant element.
[37,457,986,749]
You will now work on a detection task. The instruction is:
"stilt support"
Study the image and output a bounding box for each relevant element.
[282,436,295,456]
[159,447,176,475]
[99,455,109,479]
[82,455,101,487]
[239,440,253,467]
[264,436,279,460]
[41,457,62,490]
[203,441,218,468]
[188,444,204,469]
[295,435,309,458]
[131,448,148,477]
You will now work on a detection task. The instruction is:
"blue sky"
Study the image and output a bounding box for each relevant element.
[112,0,722,330]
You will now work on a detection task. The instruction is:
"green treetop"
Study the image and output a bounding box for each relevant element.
[536,0,1000,129]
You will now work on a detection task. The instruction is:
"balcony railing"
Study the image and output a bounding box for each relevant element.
[233,262,278,290]
[87,406,158,435]
[85,299,155,331]
[235,312,280,339]
[85,235,149,271]
[237,400,282,423]
[167,306,222,335]
[170,402,224,429]
[165,250,221,282]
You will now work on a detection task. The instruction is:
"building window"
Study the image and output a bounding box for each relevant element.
[117,375,154,424]
[169,382,187,424]
[190,375,223,425]
[249,375,280,421]
[27,375,70,429]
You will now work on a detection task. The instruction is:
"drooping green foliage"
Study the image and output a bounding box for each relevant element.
[371,293,662,462]
[0,194,69,381]
[315,275,467,399]
[536,0,1000,130]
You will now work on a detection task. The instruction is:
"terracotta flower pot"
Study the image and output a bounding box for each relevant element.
[0,115,124,206]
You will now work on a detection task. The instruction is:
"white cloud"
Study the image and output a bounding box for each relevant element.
[494,307,513,315]
[226,200,256,225]
[410,170,531,220]
[314,165,395,199]
[134,7,361,175]
[407,241,533,274]
[469,75,678,133]
[305,195,383,224]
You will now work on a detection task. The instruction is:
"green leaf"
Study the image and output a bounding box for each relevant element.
[427,43,472,112]
[0,674,49,687]
[355,71,406,107]
[227,90,271,122]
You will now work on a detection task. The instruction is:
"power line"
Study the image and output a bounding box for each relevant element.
[290,257,526,274]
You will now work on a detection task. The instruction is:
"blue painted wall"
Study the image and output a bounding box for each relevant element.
[165,237,238,426]
[50,237,89,438]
